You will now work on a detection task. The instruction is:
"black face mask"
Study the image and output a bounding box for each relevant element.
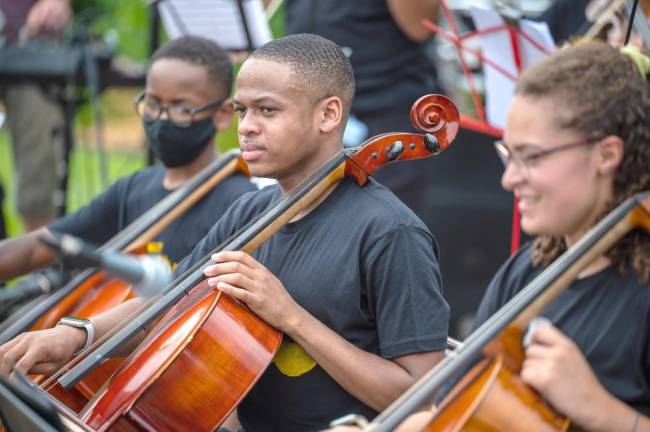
[143,117,216,168]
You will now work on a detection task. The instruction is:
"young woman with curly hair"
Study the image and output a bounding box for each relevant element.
[330,42,650,432]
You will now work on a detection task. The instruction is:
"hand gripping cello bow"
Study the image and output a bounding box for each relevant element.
[350,191,650,431]
[39,94,459,431]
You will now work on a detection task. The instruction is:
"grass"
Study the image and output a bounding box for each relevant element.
[0,129,145,236]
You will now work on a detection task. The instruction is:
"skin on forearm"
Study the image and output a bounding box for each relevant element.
[584,393,650,432]
[0,228,57,282]
[387,0,440,42]
[284,307,443,412]
[86,297,150,357]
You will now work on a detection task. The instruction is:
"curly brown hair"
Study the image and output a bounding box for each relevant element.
[514,43,650,283]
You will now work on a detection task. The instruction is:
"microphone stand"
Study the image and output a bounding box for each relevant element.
[0,268,69,323]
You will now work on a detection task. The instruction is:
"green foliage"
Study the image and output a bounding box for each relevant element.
[73,0,149,60]
[0,133,21,236]
[0,131,145,236]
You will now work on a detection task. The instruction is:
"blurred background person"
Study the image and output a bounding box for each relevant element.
[284,1,442,219]
[0,0,72,231]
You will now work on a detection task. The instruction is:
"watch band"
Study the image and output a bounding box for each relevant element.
[56,316,94,355]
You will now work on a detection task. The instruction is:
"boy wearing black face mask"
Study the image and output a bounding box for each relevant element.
[0,36,256,282]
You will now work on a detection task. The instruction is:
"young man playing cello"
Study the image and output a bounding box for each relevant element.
[0,34,450,431]
[0,35,255,280]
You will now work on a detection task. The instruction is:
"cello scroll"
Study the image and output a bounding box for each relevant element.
[345,94,459,185]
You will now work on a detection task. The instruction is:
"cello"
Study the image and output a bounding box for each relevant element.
[0,150,248,413]
[44,94,459,431]
[359,191,650,431]
[0,149,248,345]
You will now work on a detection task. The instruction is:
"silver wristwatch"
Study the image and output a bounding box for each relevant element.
[56,316,94,355]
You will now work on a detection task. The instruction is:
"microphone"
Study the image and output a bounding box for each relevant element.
[40,234,172,298]
[0,268,66,303]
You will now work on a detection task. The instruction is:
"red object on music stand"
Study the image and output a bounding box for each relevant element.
[422,1,552,254]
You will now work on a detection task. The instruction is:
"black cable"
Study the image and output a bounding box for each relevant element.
[624,0,640,44]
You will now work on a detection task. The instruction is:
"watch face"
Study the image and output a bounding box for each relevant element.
[60,316,90,327]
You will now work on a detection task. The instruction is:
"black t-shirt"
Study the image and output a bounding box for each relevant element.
[537,0,592,45]
[175,177,450,431]
[48,164,256,265]
[284,0,439,115]
[473,242,650,415]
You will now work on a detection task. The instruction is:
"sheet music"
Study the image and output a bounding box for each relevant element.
[159,0,272,51]
[469,6,555,129]
[518,20,555,68]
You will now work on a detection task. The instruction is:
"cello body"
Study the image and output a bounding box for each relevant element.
[83,282,281,431]
[38,272,139,413]
[427,356,568,431]
[25,153,249,414]
[31,271,136,331]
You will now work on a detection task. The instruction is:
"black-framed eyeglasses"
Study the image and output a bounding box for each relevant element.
[494,138,594,177]
[134,91,225,127]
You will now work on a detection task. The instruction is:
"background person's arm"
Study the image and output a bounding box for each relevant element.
[387,0,440,42]
[0,228,58,282]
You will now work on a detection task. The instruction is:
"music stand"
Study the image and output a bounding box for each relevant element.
[157,0,268,50]
[0,370,64,432]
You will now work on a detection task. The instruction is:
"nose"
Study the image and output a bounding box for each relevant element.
[237,111,260,137]
[500,160,526,191]
[159,107,171,121]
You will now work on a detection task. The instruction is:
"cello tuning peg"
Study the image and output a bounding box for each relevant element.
[386,141,404,161]
[424,134,440,154]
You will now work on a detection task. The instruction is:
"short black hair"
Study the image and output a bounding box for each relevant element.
[150,36,232,96]
[250,34,355,114]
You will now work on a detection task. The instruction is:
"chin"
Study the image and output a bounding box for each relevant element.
[522,220,566,239]
[248,165,276,180]
[520,218,546,238]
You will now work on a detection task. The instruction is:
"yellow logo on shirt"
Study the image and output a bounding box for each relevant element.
[146,241,176,268]
[272,341,317,377]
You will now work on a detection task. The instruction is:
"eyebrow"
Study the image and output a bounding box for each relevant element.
[508,142,544,152]
[233,95,283,105]
[145,92,192,105]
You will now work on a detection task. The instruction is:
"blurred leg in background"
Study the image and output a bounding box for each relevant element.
[3,83,63,231]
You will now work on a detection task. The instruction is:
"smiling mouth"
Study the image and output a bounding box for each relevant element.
[516,196,537,213]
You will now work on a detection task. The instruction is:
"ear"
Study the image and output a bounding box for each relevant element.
[316,96,344,134]
[594,135,624,176]
[211,97,234,132]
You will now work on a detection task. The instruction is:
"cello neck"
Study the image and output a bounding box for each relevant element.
[0,151,246,344]
[110,150,246,253]
[56,152,350,389]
